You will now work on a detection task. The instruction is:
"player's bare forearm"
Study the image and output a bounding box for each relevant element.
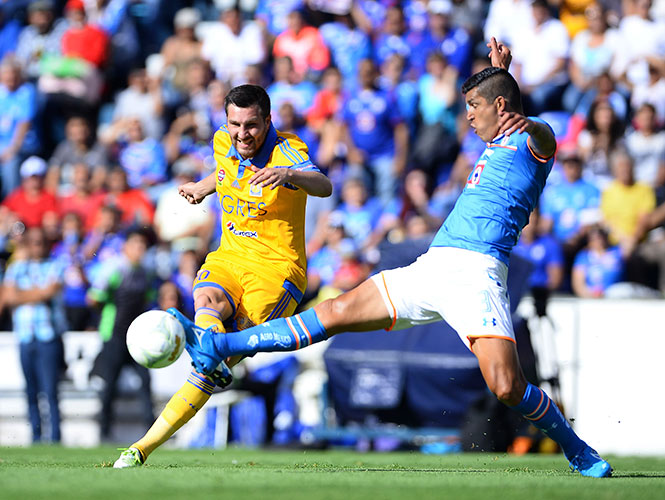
[291,171,333,197]
[249,166,332,197]
[179,172,216,204]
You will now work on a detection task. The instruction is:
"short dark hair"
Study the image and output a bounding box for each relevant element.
[224,84,271,120]
[462,67,522,113]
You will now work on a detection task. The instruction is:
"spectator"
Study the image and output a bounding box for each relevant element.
[87,228,156,440]
[511,0,570,114]
[58,163,106,231]
[3,226,66,443]
[51,211,92,330]
[307,66,344,133]
[625,103,665,187]
[255,0,305,39]
[0,7,22,62]
[38,0,109,105]
[102,166,155,228]
[514,209,565,306]
[85,0,140,92]
[573,70,628,122]
[200,5,265,87]
[170,249,199,319]
[611,0,665,90]
[409,0,473,79]
[157,280,184,314]
[636,189,665,292]
[81,203,124,283]
[412,52,460,177]
[571,224,623,297]
[0,59,41,199]
[484,0,533,48]
[630,59,665,125]
[306,211,357,295]
[563,2,620,114]
[540,150,600,282]
[600,150,656,256]
[558,0,597,38]
[273,8,330,80]
[339,58,408,206]
[109,118,168,200]
[47,115,109,195]
[335,176,384,250]
[153,156,214,257]
[266,56,317,128]
[2,157,58,229]
[576,97,626,187]
[378,53,419,139]
[16,0,69,82]
[372,5,411,69]
[102,67,164,142]
[159,7,202,95]
[319,13,372,88]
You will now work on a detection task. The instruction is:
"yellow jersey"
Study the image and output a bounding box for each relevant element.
[210,123,320,294]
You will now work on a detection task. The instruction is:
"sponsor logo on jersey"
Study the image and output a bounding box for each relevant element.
[467,160,486,189]
[226,221,258,238]
[249,184,263,197]
[220,195,267,218]
[217,168,226,183]
[232,179,241,189]
[247,334,259,349]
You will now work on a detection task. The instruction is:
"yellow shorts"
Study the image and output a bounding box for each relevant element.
[193,253,304,329]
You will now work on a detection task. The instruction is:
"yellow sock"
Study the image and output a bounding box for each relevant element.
[194,307,226,332]
[132,372,215,460]
[131,307,226,461]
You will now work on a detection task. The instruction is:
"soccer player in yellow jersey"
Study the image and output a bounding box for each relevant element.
[114,84,332,467]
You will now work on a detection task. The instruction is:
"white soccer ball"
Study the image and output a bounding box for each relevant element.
[126,310,186,369]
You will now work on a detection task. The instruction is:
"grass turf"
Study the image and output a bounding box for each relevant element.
[1,446,664,500]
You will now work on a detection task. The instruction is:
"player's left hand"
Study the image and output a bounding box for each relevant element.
[248,165,292,189]
[498,112,533,137]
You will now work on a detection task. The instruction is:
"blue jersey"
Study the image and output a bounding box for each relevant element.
[431,119,554,264]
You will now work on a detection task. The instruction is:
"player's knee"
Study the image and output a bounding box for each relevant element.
[488,374,524,406]
[194,292,231,317]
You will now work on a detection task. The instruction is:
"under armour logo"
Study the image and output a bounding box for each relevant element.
[483,318,497,327]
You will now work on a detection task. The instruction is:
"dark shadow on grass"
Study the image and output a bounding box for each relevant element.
[610,473,665,479]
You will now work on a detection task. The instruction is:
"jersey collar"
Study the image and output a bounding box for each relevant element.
[225,123,278,178]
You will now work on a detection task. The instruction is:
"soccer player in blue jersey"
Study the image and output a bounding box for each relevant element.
[179,39,612,477]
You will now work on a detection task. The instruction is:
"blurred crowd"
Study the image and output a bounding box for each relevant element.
[1,0,665,341]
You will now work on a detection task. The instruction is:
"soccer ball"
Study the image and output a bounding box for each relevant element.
[126,310,186,368]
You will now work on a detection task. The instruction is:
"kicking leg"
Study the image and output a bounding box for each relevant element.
[472,337,611,477]
[115,288,232,467]
[186,278,392,371]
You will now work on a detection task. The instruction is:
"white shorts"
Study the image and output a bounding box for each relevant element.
[371,246,515,350]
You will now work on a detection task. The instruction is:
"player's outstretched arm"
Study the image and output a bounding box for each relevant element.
[178,172,216,204]
[249,166,333,197]
[498,112,556,159]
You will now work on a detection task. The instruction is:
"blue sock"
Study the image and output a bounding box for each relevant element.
[215,309,328,357]
[513,383,586,461]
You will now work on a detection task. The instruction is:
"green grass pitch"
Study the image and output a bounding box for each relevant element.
[1,446,664,499]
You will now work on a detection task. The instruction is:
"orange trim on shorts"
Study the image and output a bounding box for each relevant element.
[380,272,398,331]
[467,334,517,351]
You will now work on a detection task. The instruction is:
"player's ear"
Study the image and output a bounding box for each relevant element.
[494,96,506,113]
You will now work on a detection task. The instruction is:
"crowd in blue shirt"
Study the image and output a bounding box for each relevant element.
[1,0,664,339]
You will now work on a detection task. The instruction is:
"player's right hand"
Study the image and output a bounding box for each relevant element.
[178,181,204,204]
